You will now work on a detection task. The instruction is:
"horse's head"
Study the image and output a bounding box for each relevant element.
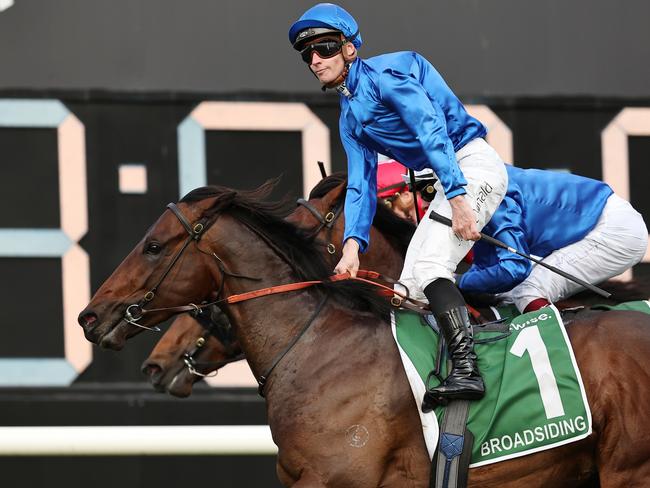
[287,173,347,259]
[78,180,291,351]
[77,198,221,350]
[141,305,243,397]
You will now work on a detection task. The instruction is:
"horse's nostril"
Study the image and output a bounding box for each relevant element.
[78,311,98,328]
[141,361,162,377]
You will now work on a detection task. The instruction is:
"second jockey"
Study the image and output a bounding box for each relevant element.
[289,3,508,410]
[459,165,648,312]
[376,159,427,225]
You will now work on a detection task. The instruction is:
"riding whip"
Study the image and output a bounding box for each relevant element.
[429,211,612,299]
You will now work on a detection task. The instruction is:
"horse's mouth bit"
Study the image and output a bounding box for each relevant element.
[183,356,218,378]
[124,304,161,332]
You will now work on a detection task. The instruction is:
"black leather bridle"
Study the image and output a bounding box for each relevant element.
[182,304,245,378]
[122,203,210,332]
[124,201,333,397]
[178,198,344,380]
[121,202,259,331]
[296,197,344,255]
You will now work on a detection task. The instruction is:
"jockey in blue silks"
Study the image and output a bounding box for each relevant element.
[289,3,509,411]
[458,165,648,312]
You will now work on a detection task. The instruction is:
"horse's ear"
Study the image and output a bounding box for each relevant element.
[320,180,347,206]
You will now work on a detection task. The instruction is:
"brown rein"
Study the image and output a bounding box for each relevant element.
[139,269,431,317]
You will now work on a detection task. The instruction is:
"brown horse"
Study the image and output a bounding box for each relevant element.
[141,174,415,396]
[142,174,650,398]
[79,182,650,487]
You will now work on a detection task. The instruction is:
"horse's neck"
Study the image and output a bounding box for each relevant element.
[209,218,327,378]
[363,227,405,278]
[231,290,325,378]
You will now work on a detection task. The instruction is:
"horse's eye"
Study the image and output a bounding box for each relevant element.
[145,242,162,255]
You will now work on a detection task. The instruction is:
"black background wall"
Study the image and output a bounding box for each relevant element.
[0,0,649,98]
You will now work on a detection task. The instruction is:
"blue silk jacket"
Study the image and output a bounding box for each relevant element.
[339,51,486,251]
[458,165,614,294]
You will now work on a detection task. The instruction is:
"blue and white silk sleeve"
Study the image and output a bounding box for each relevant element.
[340,120,378,253]
[378,70,467,199]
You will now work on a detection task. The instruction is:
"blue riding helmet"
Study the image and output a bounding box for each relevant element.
[288,3,362,49]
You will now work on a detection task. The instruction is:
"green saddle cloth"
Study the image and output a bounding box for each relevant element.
[394,304,593,466]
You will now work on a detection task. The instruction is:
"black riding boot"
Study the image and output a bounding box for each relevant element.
[422,281,485,412]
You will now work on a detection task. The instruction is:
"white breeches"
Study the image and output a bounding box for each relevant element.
[398,138,508,300]
[498,193,648,311]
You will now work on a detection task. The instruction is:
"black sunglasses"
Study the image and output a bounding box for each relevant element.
[299,40,344,64]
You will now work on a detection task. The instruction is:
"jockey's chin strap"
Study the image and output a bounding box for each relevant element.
[321,62,351,92]
[312,33,356,93]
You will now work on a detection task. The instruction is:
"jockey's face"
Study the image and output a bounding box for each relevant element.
[391,192,417,225]
[306,35,354,84]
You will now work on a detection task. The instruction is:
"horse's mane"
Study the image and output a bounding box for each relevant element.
[307,172,416,255]
[181,180,392,318]
[182,177,294,221]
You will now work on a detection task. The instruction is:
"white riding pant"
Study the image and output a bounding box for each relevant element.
[398,138,508,300]
[498,193,648,312]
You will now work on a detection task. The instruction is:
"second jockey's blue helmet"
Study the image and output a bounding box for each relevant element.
[288,3,362,50]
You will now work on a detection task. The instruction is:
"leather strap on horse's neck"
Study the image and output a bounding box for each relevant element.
[257,295,328,397]
[225,270,430,313]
